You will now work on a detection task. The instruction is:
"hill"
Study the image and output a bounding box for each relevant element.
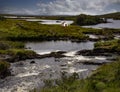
[99,12,120,20]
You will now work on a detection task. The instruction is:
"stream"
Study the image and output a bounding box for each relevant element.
[0,41,114,92]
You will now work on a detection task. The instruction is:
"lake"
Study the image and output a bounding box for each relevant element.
[26,19,73,25]
[25,41,94,55]
[82,19,120,29]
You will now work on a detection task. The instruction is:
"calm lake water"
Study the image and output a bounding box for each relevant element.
[25,41,94,55]
[26,19,73,25]
[82,19,120,29]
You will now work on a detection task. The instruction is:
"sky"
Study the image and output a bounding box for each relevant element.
[0,0,120,15]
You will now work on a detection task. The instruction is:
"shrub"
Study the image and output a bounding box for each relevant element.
[0,60,10,78]
[75,14,106,26]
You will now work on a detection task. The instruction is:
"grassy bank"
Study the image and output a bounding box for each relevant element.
[95,40,120,53]
[0,49,36,62]
[0,41,24,50]
[0,40,36,62]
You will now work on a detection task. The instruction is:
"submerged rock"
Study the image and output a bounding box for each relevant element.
[37,51,66,59]
[30,61,35,64]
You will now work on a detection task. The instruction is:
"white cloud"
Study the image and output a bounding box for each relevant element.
[1,0,120,15]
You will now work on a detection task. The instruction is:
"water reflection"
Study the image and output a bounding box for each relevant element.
[25,41,94,55]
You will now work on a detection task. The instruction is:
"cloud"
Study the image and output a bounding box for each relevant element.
[1,0,120,15]
[36,0,120,15]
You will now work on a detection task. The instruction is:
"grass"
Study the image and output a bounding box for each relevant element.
[0,49,36,62]
[99,12,120,20]
[0,41,24,50]
[95,40,120,52]
[0,60,10,78]
[0,19,119,42]
[0,19,89,41]
[0,60,10,73]
[0,40,36,62]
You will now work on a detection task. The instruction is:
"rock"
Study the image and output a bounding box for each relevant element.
[18,62,24,66]
[76,49,113,56]
[30,61,35,64]
[82,61,106,65]
[37,51,66,59]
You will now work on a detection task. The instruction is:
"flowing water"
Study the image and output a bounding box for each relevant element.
[0,41,113,92]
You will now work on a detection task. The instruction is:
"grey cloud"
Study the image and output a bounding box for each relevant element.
[1,0,120,15]
[35,0,120,15]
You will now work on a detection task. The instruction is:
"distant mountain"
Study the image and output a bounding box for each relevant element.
[0,12,120,22]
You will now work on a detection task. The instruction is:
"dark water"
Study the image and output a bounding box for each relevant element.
[83,19,120,29]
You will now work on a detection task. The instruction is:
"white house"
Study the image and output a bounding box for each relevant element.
[61,21,68,27]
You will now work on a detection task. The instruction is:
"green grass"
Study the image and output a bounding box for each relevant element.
[95,40,120,52]
[0,60,10,78]
[99,12,120,20]
[0,19,90,41]
[0,60,10,73]
[0,40,36,62]
[0,19,119,42]
[0,49,35,55]
[0,41,24,50]
[0,49,36,62]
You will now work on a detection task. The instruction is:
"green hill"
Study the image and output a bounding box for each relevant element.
[99,12,120,20]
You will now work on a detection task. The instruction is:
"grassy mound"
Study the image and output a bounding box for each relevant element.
[95,40,120,52]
